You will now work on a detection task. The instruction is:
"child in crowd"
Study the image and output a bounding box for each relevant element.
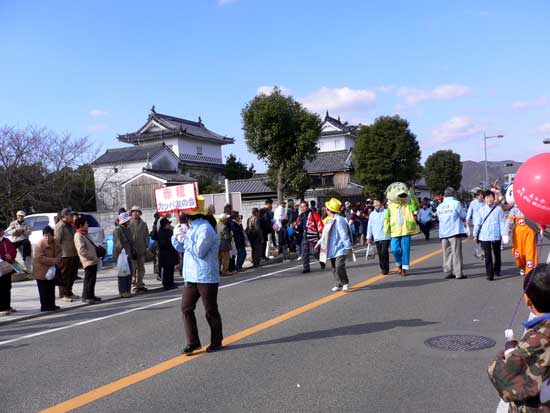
[488,264,550,412]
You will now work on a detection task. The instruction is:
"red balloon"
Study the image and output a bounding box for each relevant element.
[514,153,550,226]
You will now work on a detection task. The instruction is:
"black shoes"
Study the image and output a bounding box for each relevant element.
[41,306,61,312]
[320,263,326,270]
[206,344,223,353]
[302,269,310,274]
[444,273,454,279]
[486,276,494,281]
[182,343,202,356]
[456,276,468,280]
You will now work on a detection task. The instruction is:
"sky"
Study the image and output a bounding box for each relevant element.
[1,0,549,172]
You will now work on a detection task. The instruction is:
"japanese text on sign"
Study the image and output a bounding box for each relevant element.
[155,184,197,213]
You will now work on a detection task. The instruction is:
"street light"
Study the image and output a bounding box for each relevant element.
[484,132,504,188]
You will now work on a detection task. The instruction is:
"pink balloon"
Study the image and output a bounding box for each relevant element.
[514,153,550,226]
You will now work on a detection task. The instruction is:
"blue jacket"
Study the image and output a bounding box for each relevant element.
[475,204,506,241]
[466,198,485,227]
[366,208,390,242]
[436,197,467,239]
[182,218,220,283]
[327,214,353,259]
[417,207,433,224]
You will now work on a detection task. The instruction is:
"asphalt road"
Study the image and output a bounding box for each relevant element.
[1,235,545,413]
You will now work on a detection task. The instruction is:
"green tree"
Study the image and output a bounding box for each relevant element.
[223,153,255,180]
[353,115,422,196]
[195,175,224,194]
[241,87,321,202]
[424,150,462,195]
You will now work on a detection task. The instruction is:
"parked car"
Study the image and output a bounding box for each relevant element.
[6,212,107,252]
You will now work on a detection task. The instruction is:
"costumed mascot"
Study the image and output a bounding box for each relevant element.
[384,182,420,276]
[504,184,539,275]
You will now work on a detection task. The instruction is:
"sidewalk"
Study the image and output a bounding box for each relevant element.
[2,262,167,325]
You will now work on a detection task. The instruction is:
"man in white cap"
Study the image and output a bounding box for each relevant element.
[8,211,33,272]
[128,206,149,293]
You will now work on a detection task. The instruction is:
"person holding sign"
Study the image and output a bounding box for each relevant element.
[180,196,224,355]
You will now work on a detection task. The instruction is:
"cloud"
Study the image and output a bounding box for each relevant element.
[88,109,108,117]
[537,123,550,135]
[300,87,377,114]
[257,85,291,95]
[513,97,550,111]
[218,0,237,5]
[430,116,484,146]
[87,124,109,133]
[397,84,471,105]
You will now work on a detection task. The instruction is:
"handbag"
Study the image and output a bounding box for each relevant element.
[84,234,106,258]
[475,205,497,243]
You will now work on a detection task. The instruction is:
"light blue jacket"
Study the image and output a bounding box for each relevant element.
[327,214,353,259]
[475,204,506,242]
[436,197,467,239]
[171,235,185,253]
[182,218,220,283]
[417,207,433,224]
[466,198,485,227]
[367,208,390,242]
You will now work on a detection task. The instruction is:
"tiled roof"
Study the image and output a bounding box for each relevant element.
[305,150,352,173]
[118,108,234,146]
[321,113,358,137]
[92,143,168,165]
[179,153,223,164]
[228,176,273,194]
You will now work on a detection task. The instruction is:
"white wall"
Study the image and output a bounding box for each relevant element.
[152,151,178,171]
[93,162,144,212]
[178,138,222,162]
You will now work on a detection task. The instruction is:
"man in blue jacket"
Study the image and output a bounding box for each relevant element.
[437,187,468,279]
[366,196,391,275]
[474,190,506,281]
[466,189,485,259]
[180,196,223,355]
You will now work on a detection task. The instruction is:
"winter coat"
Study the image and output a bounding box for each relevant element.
[7,219,32,243]
[112,224,135,263]
[74,232,99,268]
[128,218,149,256]
[33,238,62,280]
[151,227,179,266]
[54,220,77,258]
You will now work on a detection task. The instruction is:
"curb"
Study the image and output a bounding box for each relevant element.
[0,285,171,326]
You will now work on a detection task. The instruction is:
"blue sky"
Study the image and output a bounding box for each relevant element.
[1,0,549,171]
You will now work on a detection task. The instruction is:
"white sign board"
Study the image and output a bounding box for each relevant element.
[155,184,197,214]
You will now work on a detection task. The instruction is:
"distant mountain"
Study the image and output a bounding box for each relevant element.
[460,160,522,190]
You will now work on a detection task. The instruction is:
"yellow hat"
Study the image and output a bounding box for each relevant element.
[185,196,207,216]
[325,198,342,213]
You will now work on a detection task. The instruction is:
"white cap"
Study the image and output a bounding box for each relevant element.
[504,329,515,341]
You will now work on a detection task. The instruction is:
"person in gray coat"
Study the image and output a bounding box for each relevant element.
[113,212,135,298]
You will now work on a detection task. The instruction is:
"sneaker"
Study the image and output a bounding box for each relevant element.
[342,284,350,291]
[92,297,102,302]
[444,273,454,279]
[0,310,10,316]
[182,343,202,356]
[120,292,132,298]
[61,297,73,303]
[296,256,302,261]
[69,294,80,299]
[331,286,341,292]
[81,298,95,304]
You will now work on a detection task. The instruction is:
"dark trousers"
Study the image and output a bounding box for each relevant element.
[236,246,246,271]
[0,272,13,311]
[375,240,390,274]
[251,240,262,268]
[480,240,502,279]
[118,275,132,294]
[82,264,98,299]
[59,256,79,297]
[330,255,349,287]
[160,260,175,288]
[302,239,322,271]
[181,283,223,347]
[14,239,32,259]
[36,279,56,309]
[419,222,431,240]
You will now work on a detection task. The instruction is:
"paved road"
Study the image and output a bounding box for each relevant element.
[1,236,544,413]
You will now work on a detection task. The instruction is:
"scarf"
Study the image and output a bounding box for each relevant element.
[76,227,88,235]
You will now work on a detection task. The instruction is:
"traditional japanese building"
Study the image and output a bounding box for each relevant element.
[92,107,234,212]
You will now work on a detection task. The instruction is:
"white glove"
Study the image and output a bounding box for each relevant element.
[502,234,510,245]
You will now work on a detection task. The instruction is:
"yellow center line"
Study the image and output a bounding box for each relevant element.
[39,247,442,413]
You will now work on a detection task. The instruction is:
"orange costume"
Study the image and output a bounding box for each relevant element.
[506,207,538,274]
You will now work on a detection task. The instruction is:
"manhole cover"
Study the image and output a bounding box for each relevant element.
[425,335,496,351]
